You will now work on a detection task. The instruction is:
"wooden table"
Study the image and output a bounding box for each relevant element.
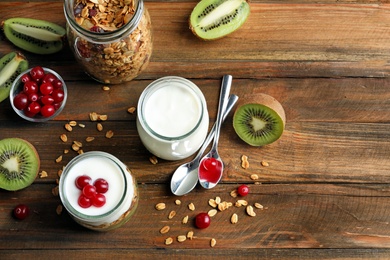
[1,0,390,259]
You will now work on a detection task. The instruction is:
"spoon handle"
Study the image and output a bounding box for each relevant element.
[212,75,233,149]
[193,93,238,163]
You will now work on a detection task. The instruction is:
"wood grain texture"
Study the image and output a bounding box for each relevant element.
[1,0,390,259]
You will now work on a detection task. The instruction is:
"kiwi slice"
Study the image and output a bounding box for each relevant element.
[189,0,250,40]
[233,93,286,146]
[0,138,40,191]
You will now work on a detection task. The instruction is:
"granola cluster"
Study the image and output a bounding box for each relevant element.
[69,0,153,84]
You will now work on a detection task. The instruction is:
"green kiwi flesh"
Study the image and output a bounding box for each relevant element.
[0,138,40,191]
[1,18,66,55]
[0,52,29,103]
[189,0,250,40]
[233,94,286,146]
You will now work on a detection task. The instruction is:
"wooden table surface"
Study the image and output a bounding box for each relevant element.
[1,0,390,259]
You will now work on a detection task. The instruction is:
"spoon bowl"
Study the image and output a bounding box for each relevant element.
[170,93,238,195]
[198,75,232,189]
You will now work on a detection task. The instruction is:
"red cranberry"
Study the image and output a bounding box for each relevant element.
[195,212,211,229]
[13,204,29,220]
[237,184,250,196]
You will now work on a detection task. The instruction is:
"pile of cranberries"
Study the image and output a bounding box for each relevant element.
[75,175,109,208]
[13,66,65,118]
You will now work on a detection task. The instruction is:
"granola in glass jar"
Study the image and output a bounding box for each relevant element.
[64,0,152,84]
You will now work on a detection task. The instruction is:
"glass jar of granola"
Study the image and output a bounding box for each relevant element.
[64,0,152,84]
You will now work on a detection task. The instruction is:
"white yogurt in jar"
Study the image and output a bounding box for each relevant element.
[59,152,138,231]
[137,76,209,160]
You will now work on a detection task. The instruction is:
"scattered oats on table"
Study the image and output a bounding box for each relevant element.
[64,123,72,132]
[127,107,136,114]
[165,237,173,245]
[159,225,170,234]
[261,161,269,167]
[241,154,249,169]
[177,235,187,243]
[105,130,114,138]
[39,171,48,178]
[155,202,166,211]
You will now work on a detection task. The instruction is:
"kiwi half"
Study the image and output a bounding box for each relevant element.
[233,94,286,146]
[0,138,40,191]
[189,0,250,40]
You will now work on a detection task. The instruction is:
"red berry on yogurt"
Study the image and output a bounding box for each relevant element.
[78,195,92,208]
[94,178,109,193]
[92,193,106,207]
[75,175,92,190]
[82,184,97,199]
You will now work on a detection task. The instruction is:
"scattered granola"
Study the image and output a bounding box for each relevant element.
[69,120,77,127]
[155,203,166,211]
[246,205,256,217]
[97,123,103,131]
[64,123,73,132]
[187,231,194,240]
[105,130,114,138]
[149,156,158,165]
[55,155,63,163]
[177,235,187,243]
[210,238,217,248]
[231,213,238,224]
[160,225,170,234]
[188,203,195,211]
[39,170,48,178]
[168,210,176,219]
[165,237,173,245]
[60,134,68,142]
[127,107,136,114]
[208,209,218,217]
[261,161,269,167]
[241,155,249,169]
[56,204,63,215]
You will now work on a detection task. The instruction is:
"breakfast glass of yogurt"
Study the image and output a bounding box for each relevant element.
[136,76,209,160]
[59,151,138,231]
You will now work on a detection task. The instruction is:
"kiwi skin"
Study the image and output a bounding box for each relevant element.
[0,138,40,191]
[233,93,286,146]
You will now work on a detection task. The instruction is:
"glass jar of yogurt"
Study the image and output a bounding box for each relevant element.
[59,151,138,231]
[137,76,209,160]
[63,0,153,84]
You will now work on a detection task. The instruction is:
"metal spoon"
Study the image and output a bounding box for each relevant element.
[170,78,236,196]
[198,75,232,189]
[170,93,238,196]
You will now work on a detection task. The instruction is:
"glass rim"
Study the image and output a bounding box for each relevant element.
[59,151,128,220]
[137,76,206,141]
